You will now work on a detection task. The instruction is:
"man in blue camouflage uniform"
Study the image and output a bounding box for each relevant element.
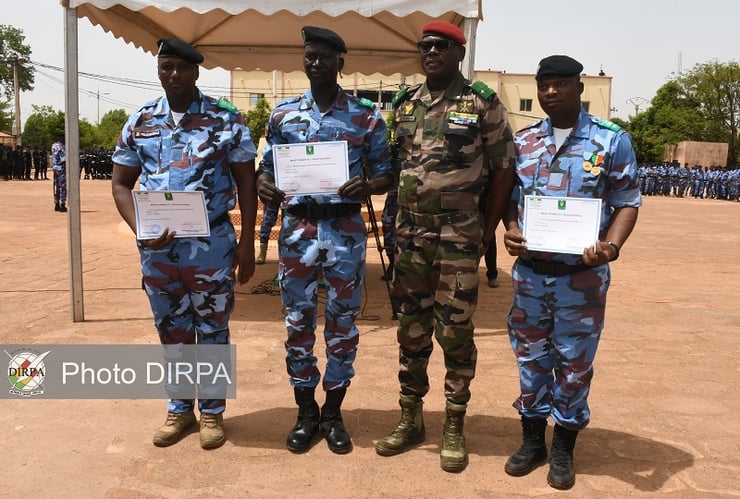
[256,26,393,455]
[112,39,258,450]
[374,21,515,473]
[502,55,641,489]
[51,133,67,212]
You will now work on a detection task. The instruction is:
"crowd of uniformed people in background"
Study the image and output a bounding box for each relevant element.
[0,143,113,181]
[638,162,740,201]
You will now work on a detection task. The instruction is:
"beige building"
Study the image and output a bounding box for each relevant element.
[230,69,613,132]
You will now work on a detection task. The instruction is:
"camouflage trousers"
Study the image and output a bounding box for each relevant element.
[392,209,484,404]
[258,203,279,244]
[278,211,367,391]
[139,221,237,414]
[53,169,66,203]
[507,261,611,429]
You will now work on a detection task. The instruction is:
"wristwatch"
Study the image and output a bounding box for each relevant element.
[606,241,620,261]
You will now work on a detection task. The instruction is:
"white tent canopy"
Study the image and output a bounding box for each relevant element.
[60,0,482,321]
[67,0,481,75]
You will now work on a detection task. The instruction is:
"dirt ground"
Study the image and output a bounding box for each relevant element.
[1,179,739,498]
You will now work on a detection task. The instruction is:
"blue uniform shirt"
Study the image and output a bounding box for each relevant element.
[112,88,257,223]
[512,109,642,265]
[258,86,392,207]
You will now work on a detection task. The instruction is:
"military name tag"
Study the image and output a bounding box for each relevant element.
[134,130,160,138]
[448,112,478,126]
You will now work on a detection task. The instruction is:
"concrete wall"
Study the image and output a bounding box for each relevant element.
[664,141,729,167]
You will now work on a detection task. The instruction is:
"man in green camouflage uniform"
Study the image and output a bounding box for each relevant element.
[375,20,515,472]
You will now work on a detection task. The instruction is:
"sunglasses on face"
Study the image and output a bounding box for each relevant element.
[416,39,456,53]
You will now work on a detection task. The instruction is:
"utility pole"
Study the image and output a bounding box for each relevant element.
[13,57,25,146]
[626,97,648,117]
[96,89,109,124]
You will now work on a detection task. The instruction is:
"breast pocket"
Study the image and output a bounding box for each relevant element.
[281,123,309,142]
[444,123,478,162]
[395,122,417,162]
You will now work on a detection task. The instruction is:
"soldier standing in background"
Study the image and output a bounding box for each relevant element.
[374,20,515,472]
[51,134,67,212]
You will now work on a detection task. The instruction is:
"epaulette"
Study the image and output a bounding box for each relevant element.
[516,119,544,134]
[217,97,238,113]
[596,118,622,132]
[391,84,421,109]
[470,81,496,101]
[275,96,301,108]
[357,97,376,109]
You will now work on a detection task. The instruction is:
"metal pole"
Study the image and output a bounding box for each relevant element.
[65,6,85,321]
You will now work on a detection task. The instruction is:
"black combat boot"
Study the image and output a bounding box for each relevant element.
[547,424,579,490]
[54,202,61,212]
[320,387,352,454]
[505,416,548,476]
[59,203,67,212]
[286,387,320,452]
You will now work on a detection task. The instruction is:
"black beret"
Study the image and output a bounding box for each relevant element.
[535,55,583,80]
[301,26,347,54]
[157,38,204,64]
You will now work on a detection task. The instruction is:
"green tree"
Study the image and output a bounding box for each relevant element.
[677,60,740,165]
[0,98,11,132]
[244,98,271,144]
[626,82,708,163]
[0,25,35,101]
[21,105,62,150]
[97,108,128,148]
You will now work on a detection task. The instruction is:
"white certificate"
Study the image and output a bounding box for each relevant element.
[273,141,349,195]
[523,195,602,254]
[132,190,210,239]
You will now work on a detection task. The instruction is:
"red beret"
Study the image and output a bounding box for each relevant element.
[422,21,466,45]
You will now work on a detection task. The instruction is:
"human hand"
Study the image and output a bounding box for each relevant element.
[337,175,371,200]
[503,227,526,256]
[233,242,256,285]
[582,241,616,266]
[140,228,176,250]
[257,178,285,207]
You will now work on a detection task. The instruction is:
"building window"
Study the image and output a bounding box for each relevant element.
[519,99,533,112]
[249,93,265,107]
[582,101,590,112]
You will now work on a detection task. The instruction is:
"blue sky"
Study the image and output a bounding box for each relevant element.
[4,0,738,126]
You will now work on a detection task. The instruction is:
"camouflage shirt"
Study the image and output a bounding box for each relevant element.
[392,72,515,215]
[513,109,642,264]
[112,89,257,223]
[259,86,392,208]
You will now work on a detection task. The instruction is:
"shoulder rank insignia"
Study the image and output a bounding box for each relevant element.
[392,87,410,109]
[597,119,622,132]
[391,84,421,109]
[470,81,496,101]
[217,97,238,113]
[357,97,376,109]
[457,100,474,113]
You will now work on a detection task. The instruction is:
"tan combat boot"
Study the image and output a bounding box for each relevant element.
[152,411,196,447]
[256,242,268,264]
[200,413,226,449]
[375,394,425,456]
[440,400,467,472]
